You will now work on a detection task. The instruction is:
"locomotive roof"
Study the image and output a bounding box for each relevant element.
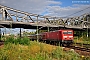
[49,29,73,32]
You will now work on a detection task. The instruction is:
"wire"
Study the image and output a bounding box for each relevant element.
[65,6,90,17]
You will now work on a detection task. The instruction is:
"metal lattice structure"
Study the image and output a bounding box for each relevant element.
[0,4,90,30]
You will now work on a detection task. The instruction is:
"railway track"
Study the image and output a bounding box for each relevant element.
[67,46,90,52]
[42,41,90,52]
[63,44,90,57]
[75,43,90,45]
[74,43,90,48]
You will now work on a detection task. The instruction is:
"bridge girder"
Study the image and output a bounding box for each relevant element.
[0,4,90,30]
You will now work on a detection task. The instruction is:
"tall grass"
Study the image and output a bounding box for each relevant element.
[52,47,82,60]
[0,36,90,60]
[1,41,89,60]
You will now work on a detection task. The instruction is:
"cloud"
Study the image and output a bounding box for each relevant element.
[45,4,90,17]
[0,0,6,4]
[0,0,61,14]
[0,0,89,17]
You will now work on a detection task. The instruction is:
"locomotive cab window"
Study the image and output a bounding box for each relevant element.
[68,32,72,34]
[63,32,68,34]
[63,31,72,34]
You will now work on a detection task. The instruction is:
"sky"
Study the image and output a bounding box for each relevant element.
[0,0,90,17]
[0,0,90,34]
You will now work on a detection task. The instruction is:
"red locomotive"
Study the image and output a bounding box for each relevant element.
[41,29,73,46]
[29,29,74,46]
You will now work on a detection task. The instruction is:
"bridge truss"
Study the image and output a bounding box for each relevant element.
[0,4,90,30]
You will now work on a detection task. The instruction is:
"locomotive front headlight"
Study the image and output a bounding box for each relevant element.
[63,36,67,38]
[69,36,73,37]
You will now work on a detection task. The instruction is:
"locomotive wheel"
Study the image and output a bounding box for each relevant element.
[46,40,50,44]
[67,43,70,46]
[57,41,62,46]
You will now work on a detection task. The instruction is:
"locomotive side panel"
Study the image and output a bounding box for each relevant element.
[58,30,62,40]
[47,31,60,41]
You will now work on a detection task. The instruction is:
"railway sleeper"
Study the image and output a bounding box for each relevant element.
[69,46,76,49]
[74,46,81,50]
[80,48,87,51]
[86,48,90,52]
[86,50,90,52]
[75,48,81,50]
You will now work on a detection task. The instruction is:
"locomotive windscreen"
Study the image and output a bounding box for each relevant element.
[68,32,72,34]
[63,31,72,34]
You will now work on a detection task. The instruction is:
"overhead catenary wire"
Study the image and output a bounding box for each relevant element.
[65,6,90,18]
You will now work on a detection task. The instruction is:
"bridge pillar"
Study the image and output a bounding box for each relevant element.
[20,28,22,38]
[2,8,5,21]
[0,28,1,41]
[87,26,88,38]
[86,15,89,39]
[89,29,90,37]
[36,16,39,42]
[48,27,49,32]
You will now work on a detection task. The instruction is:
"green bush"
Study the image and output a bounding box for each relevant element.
[5,36,30,45]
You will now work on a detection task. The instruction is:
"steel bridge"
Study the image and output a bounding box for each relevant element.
[0,4,90,30]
